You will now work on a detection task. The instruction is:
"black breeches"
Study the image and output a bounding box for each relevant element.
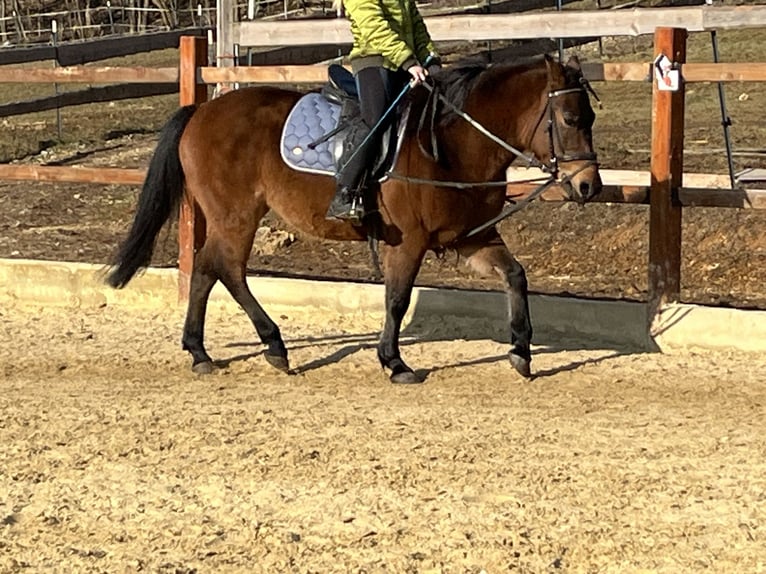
[336,66,409,190]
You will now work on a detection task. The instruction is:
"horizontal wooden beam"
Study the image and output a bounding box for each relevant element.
[506,168,766,208]
[2,61,763,87]
[506,182,766,209]
[585,62,766,83]
[584,62,651,82]
[201,62,766,86]
[199,65,328,84]
[0,164,762,209]
[0,66,178,84]
[681,63,766,83]
[0,165,145,185]
[419,0,584,17]
[200,63,648,84]
[234,6,766,46]
[508,167,730,188]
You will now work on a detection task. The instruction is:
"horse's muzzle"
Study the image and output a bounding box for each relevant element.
[579,170,602,202]
[562,163,602,204]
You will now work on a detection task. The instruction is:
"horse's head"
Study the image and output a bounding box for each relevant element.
[525,55,602,203]
[419,55,601,203]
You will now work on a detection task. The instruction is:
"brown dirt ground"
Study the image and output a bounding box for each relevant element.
[2,299,766,572]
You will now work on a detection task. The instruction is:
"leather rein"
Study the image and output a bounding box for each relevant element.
[384,77,599,238]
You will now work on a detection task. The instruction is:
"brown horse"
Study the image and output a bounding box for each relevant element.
[107,54,601,383]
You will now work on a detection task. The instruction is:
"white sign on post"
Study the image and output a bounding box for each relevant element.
[654,53,680,92]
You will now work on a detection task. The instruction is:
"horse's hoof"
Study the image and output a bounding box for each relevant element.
[264,353,290,373]
[390,370,422,384]
[192,361,214,375]
[509,353,532,379]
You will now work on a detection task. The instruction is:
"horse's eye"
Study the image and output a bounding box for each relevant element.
[563,112,579,127]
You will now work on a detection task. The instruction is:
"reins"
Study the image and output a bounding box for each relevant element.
[417,81,555,174]
[383,75,598,241]
[386,80,568,191]
[463,159,596,239]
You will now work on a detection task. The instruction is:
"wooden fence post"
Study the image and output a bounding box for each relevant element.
[178,36,208,302]
[649,27,686,321]
[216,0,235,75]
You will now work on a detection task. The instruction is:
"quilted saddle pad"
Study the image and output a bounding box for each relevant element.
[280,92,340,177]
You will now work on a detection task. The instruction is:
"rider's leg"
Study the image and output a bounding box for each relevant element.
[326,67,400,221]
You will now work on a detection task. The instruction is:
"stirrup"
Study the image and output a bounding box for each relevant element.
[335,196,364,226]
[346,197,365,226]
[326,194,364,225]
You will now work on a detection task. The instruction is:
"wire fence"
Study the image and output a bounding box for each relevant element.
[0,0,704,49]
[0,0,341,45]
[0,0,651,47]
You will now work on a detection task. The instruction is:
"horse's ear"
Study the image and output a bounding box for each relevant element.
[565,55,582,72]
[543,53,558,77]
[543,53,565,86]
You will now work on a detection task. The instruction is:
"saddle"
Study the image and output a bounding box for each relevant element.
[279,64,409,180]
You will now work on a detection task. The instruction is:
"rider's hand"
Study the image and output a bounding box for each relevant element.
[407,64,428,85]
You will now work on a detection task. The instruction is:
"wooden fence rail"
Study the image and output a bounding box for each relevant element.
[0,163,761,210]
[230,6,766,47]
[8,61,766,86]
[0,165,145,185]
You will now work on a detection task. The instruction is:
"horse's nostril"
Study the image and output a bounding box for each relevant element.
[579,181,592,199]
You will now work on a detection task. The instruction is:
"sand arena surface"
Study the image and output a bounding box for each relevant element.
[1,299,766,572]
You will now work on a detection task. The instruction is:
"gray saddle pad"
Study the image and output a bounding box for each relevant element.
[280,92,339,176]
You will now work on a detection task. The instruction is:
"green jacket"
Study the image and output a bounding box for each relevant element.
[343,0,438,73]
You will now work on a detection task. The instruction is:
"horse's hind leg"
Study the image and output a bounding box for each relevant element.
[182,257,218,374]
[210,218,289,372]
[457,235,533,379]
[181,224,288,374]
[217,262,289,373]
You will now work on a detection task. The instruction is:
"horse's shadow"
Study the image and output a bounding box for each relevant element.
[216,292,646,382]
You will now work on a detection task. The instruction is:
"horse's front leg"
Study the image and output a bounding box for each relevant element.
[378,243,426,384]
[457,235,533,379]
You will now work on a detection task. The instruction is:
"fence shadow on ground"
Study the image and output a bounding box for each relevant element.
[219,288,648,381]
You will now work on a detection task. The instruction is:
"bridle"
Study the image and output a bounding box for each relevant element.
[537,78,600,179]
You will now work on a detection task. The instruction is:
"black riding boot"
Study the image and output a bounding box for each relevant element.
[326,184,364,222]
[326,120,373,223]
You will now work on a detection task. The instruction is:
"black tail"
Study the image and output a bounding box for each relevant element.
[107,105,197,288]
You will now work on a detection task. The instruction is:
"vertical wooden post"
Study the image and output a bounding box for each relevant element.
[216,0,235,71]
[178,36,208,302]
[649,27,686,321]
